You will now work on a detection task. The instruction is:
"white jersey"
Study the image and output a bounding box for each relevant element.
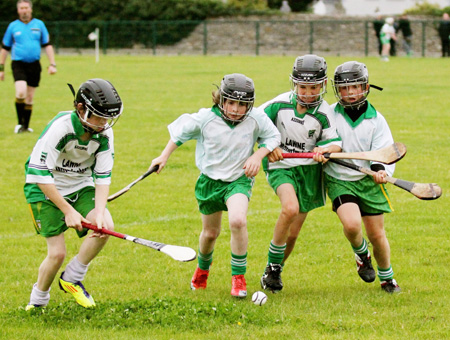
[168,105,280,182]
[259,91,342,170]
[324,101,395,181]
[25,111,114,203]
[380,23,395,40]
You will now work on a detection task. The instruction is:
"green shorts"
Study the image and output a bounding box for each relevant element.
[380,35,390,45]
[266,164,325,213]
[28,186,96,238]
[324,173,392,214]
[195,174,254,215]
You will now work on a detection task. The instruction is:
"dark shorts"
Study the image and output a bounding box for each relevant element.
[12,60,42,87]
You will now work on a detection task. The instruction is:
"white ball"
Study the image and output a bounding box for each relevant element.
[252,291,267,306]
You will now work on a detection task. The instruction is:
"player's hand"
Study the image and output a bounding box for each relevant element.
[150,156,167,174]
[89,216,109,239]
[48,65,57,75]
[0,71,5,81]
[312,146,329,163]
[243,154,261,178]
[372,170,388,184]
[64,210,87,232]
[268,147,284,163]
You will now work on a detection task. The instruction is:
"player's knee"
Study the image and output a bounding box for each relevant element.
[281,202,299,220]
[202,229,220,242]
[343,222,361,237]
[48,251,66,266]
[229,215,246,231]
[367,229,386,244]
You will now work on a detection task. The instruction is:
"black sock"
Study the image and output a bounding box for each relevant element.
[23,104,33,129]
[15,99,25,126]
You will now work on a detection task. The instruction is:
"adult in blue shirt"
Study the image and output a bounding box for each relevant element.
[0,0,57,134]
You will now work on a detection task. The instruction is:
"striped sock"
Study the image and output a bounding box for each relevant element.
[352,238,369,255]
[231,252,247,276]
[377,265,394,281]
[198,249,213,271]
[268,241,286,264]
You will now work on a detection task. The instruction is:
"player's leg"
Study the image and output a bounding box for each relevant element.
[381,42,391,61]
[22,85,36,131]
[261,183,298,293]
[27,233,66,309]
[282,212,307,264]
[335,198,376,283]
[363,215,400,293]
[26,201,68,310]
[21,61,41,132]
[191,211,222,290]
[58,188,110,307]
[226,193,249,297]
[14,80,27,132]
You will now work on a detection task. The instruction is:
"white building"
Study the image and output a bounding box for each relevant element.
[316,0,450,16]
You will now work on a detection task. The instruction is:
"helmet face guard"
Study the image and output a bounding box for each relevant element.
[74,79,123,133]
[219,73,255,124]
[332,61,370,109]
[290,54,327,109]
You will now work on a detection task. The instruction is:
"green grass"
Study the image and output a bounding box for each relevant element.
[0,55,449,340]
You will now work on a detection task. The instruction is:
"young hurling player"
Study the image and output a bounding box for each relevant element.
[24,79,123,310]
[259,55,342,293]
[324,61,400,293]
[150,73,281,298]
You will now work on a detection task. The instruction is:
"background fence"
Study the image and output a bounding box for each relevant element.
[0,19,444,57]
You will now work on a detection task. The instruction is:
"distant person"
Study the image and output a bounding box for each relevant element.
[24,79,123,310]
[438,13,450,57]
[0,0,57,134]
[390,18,398,56]
[380,17,397,62]
[397,14,413,56]
[373,15,384,55]
[149,73,280,298]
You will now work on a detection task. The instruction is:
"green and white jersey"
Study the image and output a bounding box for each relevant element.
[324,101,395,181]
[168,105,280,182]
[24,111,114,203]
[259,91,342,170]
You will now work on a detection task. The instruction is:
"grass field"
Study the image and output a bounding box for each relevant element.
[0,55,448,340]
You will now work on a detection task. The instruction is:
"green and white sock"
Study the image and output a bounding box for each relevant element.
[377,265,394,281]
[352,238,369,255]
[198,249,213,271]
[268,241,286,265]
[231,252,247,276]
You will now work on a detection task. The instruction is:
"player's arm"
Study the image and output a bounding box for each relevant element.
[0,47,9,81]
[243,146,271,177]
[150,139,178,174]
[37,183,88,231]
[43,45,57,75]
[90,184,110,237]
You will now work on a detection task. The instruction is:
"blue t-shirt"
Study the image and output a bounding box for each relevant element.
[2,18,50,63]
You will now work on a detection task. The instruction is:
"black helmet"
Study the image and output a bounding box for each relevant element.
[219,73,255,124]
[290,55,328,108]
[75,78,123,132]
[332,61,370,108]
